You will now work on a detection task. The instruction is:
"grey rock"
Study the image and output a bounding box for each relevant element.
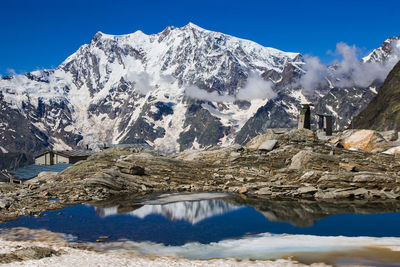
[289,150,338,170]
[255,187,272,195]
[84,172,126,190]
[0,199,10,209]
[116,160,145,175]
[224,174,234,179]
[297,186,318,194]
[315,188,369,200]
[381,130,398,142]
[381,190,399,199]
[352,173,395,183]
[258,140,278,151]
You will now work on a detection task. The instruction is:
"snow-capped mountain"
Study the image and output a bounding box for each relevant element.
[362,36,400,64]
[0,24,399,158]
[0,23,305,155]
[314,36,400,130]
[94,199,242,224]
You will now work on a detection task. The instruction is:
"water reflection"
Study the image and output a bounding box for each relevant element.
[1,194,400,266]
[1,193,400,245]
[239,198,400,227]
[93,194,400,227]
[95,199,242,224]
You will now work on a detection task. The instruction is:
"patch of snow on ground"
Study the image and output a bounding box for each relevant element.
[128,234,400,261]
[325,104,338,118]
[369,86,378,94]
[191,138,201,150]
[285,102,299,117]
[51,137,73,151]
[383,146,400,155]
[290,89,309,104]
[152,94,187,153]
[2,227,400,266]
[201,98,269,134]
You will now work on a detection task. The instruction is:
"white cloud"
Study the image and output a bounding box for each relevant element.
[299,56,328,92]
[185,85,235,102]
[185,73,277,103]
[236,72,276,101]
[299,40,400,91]
[124,71,154,94]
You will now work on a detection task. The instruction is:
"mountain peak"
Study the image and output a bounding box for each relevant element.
[362,36,400,63]
[182,22,207,31]
[92,31,104,42]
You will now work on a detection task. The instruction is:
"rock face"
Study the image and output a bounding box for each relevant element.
[354,60,400,131]
[0,152,31,170]
[1,25,399,157]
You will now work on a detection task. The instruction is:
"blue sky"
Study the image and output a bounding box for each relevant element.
[1,0,400,76]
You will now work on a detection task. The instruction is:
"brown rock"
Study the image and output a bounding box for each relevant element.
[239,187,248,194]
[339,129,387,152]
[116,160,145,175]
[339,162,359,172]
[120,166,145,175]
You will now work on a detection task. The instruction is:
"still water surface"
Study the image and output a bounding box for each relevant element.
[1,193,399,245]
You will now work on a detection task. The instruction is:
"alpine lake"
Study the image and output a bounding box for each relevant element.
[1,192,400,266]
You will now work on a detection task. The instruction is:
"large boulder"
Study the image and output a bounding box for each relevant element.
[279,129,317,142]
[115,160,145,175]
[333,129,387,152]
[244,130,277,150]
[289,150,339,170]
[245,129,317,150]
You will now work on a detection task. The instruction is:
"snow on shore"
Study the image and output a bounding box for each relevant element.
[0,236,321,267]
[1,228,400,266]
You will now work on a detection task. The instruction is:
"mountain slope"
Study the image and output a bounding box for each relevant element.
[354,60,400,130]
[0,24,399,158]
[314,36,400,129]
[0,23,303,155]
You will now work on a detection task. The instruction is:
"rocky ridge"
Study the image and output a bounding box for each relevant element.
[354,60,400,131]
[1,128,400,223]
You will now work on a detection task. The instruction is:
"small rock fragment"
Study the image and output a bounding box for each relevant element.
[239,187,248,194]
[298,186,318,194]
[256,187,272,195]
[258,140,278,151]
[339,162,358,172]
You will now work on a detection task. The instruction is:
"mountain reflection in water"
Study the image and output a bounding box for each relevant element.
[95,199,242,224]
[1,194,400,246]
